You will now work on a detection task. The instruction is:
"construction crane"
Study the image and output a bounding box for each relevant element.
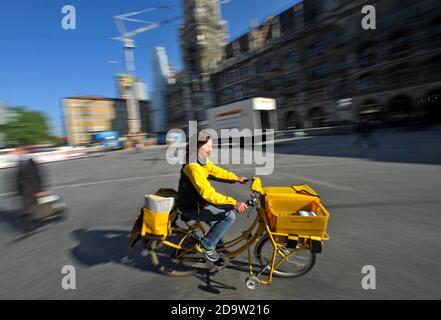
[110,7,181,140]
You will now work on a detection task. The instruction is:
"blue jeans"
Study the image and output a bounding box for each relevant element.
[183,205,236,251]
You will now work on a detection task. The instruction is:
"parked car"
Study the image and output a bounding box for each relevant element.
[91,132,124,151]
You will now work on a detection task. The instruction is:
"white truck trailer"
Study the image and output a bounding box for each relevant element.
[204,97,277,131]
[200,98,278,147]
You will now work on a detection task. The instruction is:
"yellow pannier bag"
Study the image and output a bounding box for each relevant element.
[141,194,175,238]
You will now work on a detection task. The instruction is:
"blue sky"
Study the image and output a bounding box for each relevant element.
[0,0,300,136]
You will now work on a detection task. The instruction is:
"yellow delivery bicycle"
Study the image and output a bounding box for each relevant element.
[130,177,330,289]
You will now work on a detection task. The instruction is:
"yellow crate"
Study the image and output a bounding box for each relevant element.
[264,195,329,238]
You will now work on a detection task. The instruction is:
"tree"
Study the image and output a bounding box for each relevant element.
[0,107,58,146]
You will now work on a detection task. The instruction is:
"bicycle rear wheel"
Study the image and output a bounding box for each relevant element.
[254,234,316,278]
[147,232,202,277]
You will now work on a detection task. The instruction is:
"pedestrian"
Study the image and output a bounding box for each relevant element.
[352,117,378,150]
[135,143,143,153]
[14,146,48,225]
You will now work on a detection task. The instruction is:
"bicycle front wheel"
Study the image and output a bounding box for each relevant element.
[254,234,316,278]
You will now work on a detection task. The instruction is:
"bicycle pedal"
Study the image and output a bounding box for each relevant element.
[210,254,230,270]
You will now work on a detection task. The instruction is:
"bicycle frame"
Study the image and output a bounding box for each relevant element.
[161,206,266,259]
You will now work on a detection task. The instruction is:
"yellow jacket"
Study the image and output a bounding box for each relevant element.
[177,159,239,211]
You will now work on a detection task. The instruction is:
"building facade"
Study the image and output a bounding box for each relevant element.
[63,96,150,146]
[116,74,148,101]
[152,47,175,133]
[166,72,187,130]
[167,0,441,130]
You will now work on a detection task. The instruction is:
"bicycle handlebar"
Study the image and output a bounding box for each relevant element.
[234,177,259,215]
[246,197,259,207]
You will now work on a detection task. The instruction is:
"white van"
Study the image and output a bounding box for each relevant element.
[205,97,278,146]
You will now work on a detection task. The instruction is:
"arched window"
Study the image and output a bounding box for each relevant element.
[308,107,326,127]
[388,30,411,59]
[283,50,299,65]
[285,111,302,130]
[389,95,412,126]
[387,64,411,84]
[428,15,441,43]
[357,73,376,91]
[357,41,376,68]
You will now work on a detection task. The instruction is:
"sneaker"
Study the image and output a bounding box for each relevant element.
[195,242,220,262]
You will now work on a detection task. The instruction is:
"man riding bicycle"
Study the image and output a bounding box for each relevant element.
[177,132,248,262]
